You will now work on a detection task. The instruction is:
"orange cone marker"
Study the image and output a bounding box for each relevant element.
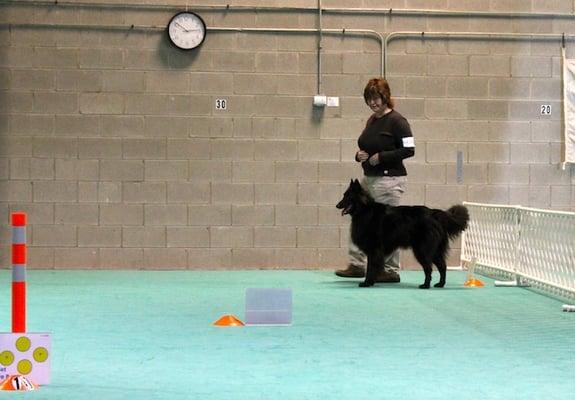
[463,257,484,287]
[0,375,38,391]
[213,315,244,327]
[464,278,485,287]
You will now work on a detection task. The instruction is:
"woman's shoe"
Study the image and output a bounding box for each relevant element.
[376,269,400,283]
[335,265,366,278]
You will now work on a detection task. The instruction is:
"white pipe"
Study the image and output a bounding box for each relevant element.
[210,27,384,76]
[3,0,575,20]
[2,23,385,76]
[317,0,323,95]
[384,31,575,76]
[463,202,575,217]
[494,280,530,287]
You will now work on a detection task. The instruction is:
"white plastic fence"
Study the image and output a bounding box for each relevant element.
[461,202,575,302]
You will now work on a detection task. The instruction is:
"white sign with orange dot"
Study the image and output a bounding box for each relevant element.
[0,333,51,385]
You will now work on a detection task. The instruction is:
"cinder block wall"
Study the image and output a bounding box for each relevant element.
[1,0,574,270]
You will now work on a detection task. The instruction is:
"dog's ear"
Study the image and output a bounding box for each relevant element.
[351,179,362,192]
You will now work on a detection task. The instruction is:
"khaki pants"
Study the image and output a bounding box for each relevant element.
[348,175,407,272]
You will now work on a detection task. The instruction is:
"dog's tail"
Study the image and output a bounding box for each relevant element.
[436,205,469,239]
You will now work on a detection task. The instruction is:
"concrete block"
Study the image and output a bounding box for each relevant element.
[123,138,166,159]
[233,161,275,183]
[188,248,232,269]
[488,164,530,184]
[100,160,143,181]
[80,93,123,114]
[78,138,122,159]
[510,143,550,164]
[78,226,122,247]
[124,182,166,204]
[255,183,297,205]
[100,248,144,269]
[101,115,144,138]
[100,204,144,226]
[143,248,188,269]
[469,143,510,163]
[167,227,210,248]
[254,226,296,247]
[144,204,187,226]
[188,205,231,226]
[55,115,99,136]
[33,137,78,158]
[276,161,318,183]
[211,226,253,248]
[167,182,211,204]
[55,159,98,181]
[468,185,510,204]
[297,227,340,248]
[123,226,166,248]
[145,160,188,181]
[11,114,54,135]
[232,205,274,226]
[275,205,318,226]
[54,248,98,269]
[33,225,76,247]
[255,140,298,160]
[55,204,98,225]
[33,181,77,202]
[298,183,343,205]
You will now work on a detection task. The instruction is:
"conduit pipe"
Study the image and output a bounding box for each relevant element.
[2,0,575,20]
[1,22,385,76]
[211,27,385,77]
[384,31,575,77]
[317,0,323,95]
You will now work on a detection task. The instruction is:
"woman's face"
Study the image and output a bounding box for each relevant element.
[366,95,385,114]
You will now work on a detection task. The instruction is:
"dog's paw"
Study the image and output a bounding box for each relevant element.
[359,281,374,287]
[434,282,445,288]
[418,283,430,289]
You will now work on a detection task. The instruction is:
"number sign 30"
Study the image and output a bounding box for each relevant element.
[215,99,227,110]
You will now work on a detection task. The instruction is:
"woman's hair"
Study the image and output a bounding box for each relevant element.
[363,77,394,109]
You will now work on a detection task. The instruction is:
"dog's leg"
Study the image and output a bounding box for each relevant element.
[359,253,378,287]
[419,263,433,289]
[413,250,433,289]
[433,254,447,288]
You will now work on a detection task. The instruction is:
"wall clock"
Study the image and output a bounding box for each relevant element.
[167,12,207,50]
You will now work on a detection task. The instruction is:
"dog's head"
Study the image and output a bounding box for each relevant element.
[336,179,369,216]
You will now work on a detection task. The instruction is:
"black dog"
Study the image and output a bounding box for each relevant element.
[336,179,469,288]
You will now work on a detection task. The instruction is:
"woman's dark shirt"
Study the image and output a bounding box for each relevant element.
[357,109,415,177]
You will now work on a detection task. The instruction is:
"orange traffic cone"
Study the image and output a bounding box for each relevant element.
[463,257,484,287]
[0,375,38,391]
[213,314,244,327]
[464,278,485,287]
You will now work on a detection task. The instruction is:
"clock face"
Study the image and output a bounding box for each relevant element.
[168,12,206,50]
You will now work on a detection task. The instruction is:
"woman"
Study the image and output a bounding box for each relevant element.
[335,77,415,283]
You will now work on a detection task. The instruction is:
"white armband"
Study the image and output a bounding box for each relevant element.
[402,137,415,148]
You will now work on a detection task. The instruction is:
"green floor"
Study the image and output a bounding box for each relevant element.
[0,270,574,399]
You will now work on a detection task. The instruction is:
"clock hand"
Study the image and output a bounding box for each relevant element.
[175,22,190,32]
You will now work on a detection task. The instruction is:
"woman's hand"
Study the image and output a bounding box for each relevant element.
[356,150,369,162]
[368,153,380,166]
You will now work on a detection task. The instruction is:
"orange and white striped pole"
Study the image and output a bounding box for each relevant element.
[11,212,27,333]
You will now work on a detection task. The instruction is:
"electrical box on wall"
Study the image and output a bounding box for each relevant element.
[313,95,327,107]
[313,95,339,107]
